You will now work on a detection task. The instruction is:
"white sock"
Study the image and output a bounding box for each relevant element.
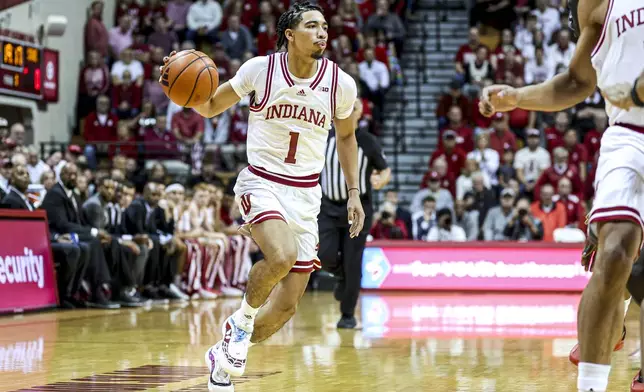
[577,362,611,392]
[233,296,259,330]
[625,297,632,318]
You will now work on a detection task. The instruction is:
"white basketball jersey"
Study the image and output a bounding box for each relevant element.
[591,0,644,127]
[228,53,357,178]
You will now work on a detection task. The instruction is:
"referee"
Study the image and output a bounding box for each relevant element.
[318,101,391,329]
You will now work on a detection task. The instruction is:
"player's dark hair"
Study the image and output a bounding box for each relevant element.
[276,1,324,51]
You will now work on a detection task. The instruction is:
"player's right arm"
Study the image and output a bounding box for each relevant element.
[192,81,242,118]
[480,0,604,114]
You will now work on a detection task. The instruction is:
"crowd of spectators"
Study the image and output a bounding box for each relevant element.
[371,0,594,243]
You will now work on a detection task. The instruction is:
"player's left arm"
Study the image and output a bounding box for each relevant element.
[334,76,365,238]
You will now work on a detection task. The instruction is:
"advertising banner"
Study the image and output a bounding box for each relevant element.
[362,242,589,291]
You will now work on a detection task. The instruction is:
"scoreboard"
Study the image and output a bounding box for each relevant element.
[0,36,42,100]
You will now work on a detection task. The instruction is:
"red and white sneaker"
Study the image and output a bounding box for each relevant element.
[216,314,252,377]
[205,342,234,391]
[632,371,644,392]
[569,326,627,366]
[199,288,220,300]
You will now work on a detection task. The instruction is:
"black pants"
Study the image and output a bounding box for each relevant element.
[51,242,88,300]
[104,238,137,291]
[318,197,372,317]
[143,237,174,287]
[80,238,111,290]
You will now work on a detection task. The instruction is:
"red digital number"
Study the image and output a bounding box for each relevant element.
[34,68,41,91]
[284,131,299,164]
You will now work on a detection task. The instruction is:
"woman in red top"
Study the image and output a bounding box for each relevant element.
[78,51,110,119]
[112,70,142,119]
[507,77,536,136]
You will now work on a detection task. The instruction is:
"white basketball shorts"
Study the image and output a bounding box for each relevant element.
[588,124,644,245]
[233,165,322,273]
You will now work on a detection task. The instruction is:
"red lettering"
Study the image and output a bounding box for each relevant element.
[317,115,327,127]
[309,109,320,126]
[265,106,275,120]
[638,7,644,26]
[619,11,636,37]
[291,105,299,118]
[282,104,293,118]
[284,131,300,164]
[296,107,308,122]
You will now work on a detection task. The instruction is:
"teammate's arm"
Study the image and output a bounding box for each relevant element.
[480,0,603,114]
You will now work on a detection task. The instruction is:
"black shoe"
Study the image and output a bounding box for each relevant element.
[142,287,170,305]
[336,315,357,329]
[116,289,147,308]
[87,287,121,309]
[59,299,76,309]
[333,279,345,302]
[158,285,186,301]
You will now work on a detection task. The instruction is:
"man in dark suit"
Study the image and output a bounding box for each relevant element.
[1,164,88,308]
[82,177,145,306]
[123,182,184,301]
[40,162,119,309]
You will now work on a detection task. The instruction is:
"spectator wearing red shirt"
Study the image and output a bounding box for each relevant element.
[583,127,603,160]
[256,19,277,56]
[562,128,588,181]
[370,210,409,239]
[109,122,139,159]
[220,100,250,169]
[84,95,119,169]
[491,29,523,70]
[171,108,205,144]
[507,77,535,136]
[439,106,474,152]
[429,130,466,179]
[143,114,179,160]
[530,183,567,242]
[421,158,457,196]
[488,112,517,155]
[544,111,570,152]
[436,80,471,128]
[139,0,167,35]
[84,1,109,58]
[355,32,389,66]
[455,27,487,76]
[471,80,494,129]
[112,70,142,119]
[534,147,583,200]
[553,177,586,232]
[78,50,110,119]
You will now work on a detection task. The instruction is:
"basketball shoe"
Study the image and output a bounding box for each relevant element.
[205,342,234,391]
[569,326,627,366]
[632,371,644,392]
[216,313,253,377]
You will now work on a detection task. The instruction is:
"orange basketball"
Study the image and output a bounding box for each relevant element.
[160,49,219,108]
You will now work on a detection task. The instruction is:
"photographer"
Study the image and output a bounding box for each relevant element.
[503,197,544,241]
[369,208,408,240]
[427,208,466,242]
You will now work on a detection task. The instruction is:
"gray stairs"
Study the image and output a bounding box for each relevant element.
[379,0,469,206]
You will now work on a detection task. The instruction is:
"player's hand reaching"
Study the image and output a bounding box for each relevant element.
[479,84,520,117]
[601,82,634,111]
[347,189,365,238]
[158,51,177,84]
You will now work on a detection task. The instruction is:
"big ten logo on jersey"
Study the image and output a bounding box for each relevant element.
[318,86,329,92]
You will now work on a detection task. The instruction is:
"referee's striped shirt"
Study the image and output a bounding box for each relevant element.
[321,128,388,203]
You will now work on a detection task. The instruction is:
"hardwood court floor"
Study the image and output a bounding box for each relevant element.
[0,292,641,391]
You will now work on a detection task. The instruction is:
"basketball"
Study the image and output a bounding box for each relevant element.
[160,49,219,108]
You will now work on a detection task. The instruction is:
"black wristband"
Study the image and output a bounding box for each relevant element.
[348,187,360,194]
[632,77,644,107]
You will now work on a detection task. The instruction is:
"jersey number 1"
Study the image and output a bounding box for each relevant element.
[285,131,299,164]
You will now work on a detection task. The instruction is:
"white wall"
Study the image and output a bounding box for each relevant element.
[0,0,116,143]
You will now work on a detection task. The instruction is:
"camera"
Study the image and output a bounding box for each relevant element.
[518,208,528,217]
[139,117,157,127]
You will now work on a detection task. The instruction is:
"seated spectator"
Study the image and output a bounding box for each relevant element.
[454,199,479,241]
[531,0,560,42]
[115,0,141,27]
[359,47,389,123]
[220,15,255,61]
[583,114,606,160]
[470,79,495,130]
[85,1,109,59]
[488,113,517,155]
[111,47,145,87]
[355,30,390,66]
[186,0,223,45]
[464,46,494,88]
[144,67,170,114]
[454,27,484,76]
[456,159,491,200]
[9,123,26,148]
[439,106,474,152]
[547,29,575,70]
[530,184,566,242]
[525,46,554,85]
[514,13,538,57]
[365,0,405,55]
[562,128,588,181]
[471,172,498,230]
[422,157,456,196]
[429,130,466,180]
[384,190,412,236]
[256,16,277,57]
[252,1,276,36]
[410,171,454,215]
[497,150,516,190]
[491,29,523,70]
[370,207,408,240]
[75,175,91,204]
[112,70,143,119]
[1,165,35,210]
[172,107,204,145]
[514,128,551,194]
[40,170,56,192]
[427,208,466,242]
[504,197,544,241]
[494,49,525,84]
[166,0,191,37]
[26,146,51,185]
[142,114,180,160]
[467,132,500,186]
[147,16,179,55]
[553,177,586,231]
[109,15,134,59]
[78,51,110,119]
[109,122,139,159]
[535,146,583,200]
[411,196,436,241]
[483,188,515,241]
[337,0,363,31]
[84,95,120,169]
[544,111,570,152]
[139,0,167,35]
[436,79,471,128]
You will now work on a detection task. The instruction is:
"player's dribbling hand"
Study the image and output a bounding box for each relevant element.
[158,51,177,84]
[479,84,520,117]
[347,191,365,238]
[601,82,634,111]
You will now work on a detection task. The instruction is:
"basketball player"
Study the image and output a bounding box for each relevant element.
[479,1,644,390]
[159,2,364,391]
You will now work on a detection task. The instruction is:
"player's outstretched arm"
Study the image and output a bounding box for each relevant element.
[480,0,602,115]
[192,81,242,118]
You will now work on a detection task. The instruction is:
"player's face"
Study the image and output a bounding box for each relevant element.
[292,11,328,60]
